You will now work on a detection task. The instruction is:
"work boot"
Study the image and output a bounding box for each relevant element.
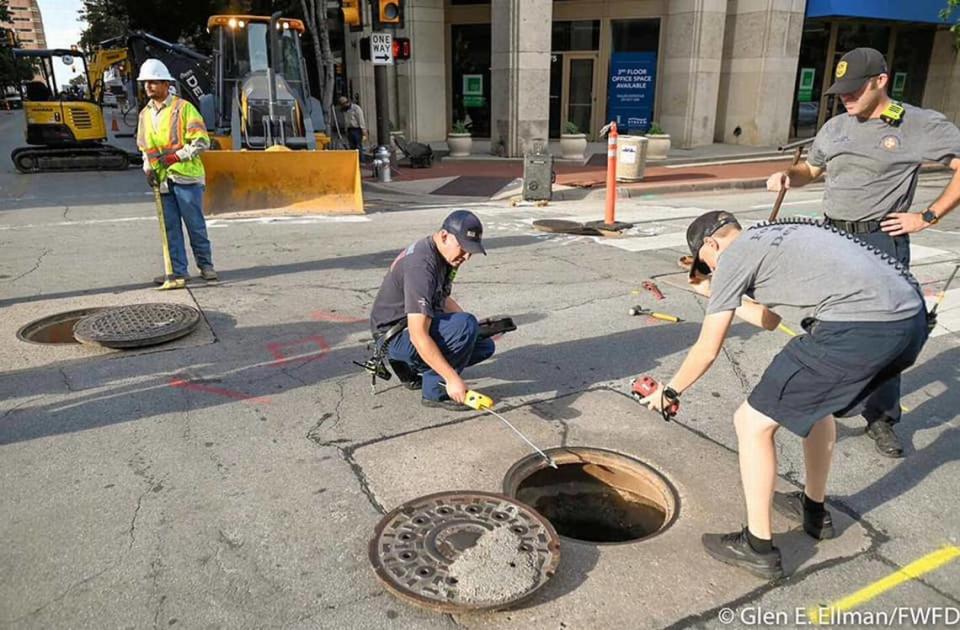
[154,274,189,285]
[865,418,904,458]
[421,397,470,412]
[701,528,784,580]
[404,376,423,391]
[772,491,836,540]
[200,267,219,282]
[156,277,187,291]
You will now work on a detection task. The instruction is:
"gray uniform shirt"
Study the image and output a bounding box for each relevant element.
[370,237,453,334]
[808,103,960,222]
[707,223,922,323]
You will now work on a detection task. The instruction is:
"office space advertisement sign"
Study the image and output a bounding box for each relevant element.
[607,52,656,134]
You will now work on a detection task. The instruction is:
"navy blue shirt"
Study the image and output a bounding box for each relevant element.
[370,236,454,334]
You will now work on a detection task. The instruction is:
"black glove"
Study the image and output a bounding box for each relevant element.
[145,170,159,188]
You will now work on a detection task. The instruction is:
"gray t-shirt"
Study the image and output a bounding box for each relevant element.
[370,236,453,334]
[808,103,960,221]
[707,222,922,323]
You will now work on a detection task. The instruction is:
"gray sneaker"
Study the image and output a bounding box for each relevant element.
[200,267,219,282]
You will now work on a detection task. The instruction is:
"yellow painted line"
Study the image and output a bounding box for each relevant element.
[775,323,909,412]
[805,545,960,625]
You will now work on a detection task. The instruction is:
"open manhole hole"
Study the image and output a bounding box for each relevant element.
[369,491,560,613]
[17,308,107,345]
[503,447,678,544]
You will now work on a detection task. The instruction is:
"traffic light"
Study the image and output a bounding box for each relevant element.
[372,0,403,29]
[341,0,362,29]
[392,37,411,61]
[359,37,370,61]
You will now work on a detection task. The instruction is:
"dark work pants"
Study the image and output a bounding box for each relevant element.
[854,229,912,426]
[387,312,496,401]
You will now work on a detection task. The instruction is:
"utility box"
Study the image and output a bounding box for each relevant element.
[616,135,648,182]
[523,140,553,202]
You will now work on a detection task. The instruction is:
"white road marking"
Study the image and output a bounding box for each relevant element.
[0,214,371,231]
[911,244,950,262]
[927,288,960,338]
[749,198,822,209]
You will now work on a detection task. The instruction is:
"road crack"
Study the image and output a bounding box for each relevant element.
[9,248,50,283]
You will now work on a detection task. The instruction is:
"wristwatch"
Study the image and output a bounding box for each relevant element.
[921,208,940,225]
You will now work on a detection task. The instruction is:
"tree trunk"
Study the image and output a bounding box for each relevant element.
[299,0,326,104]
[317,0,335,114]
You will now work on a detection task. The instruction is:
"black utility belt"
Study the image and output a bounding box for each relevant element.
[823,217,883,234]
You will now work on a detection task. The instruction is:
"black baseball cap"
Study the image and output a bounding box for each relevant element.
[442,209,486,255]
[686,211,741,278]
[825,48,888,95]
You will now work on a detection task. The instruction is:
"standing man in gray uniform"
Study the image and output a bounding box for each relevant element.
[767,47,960,457]
[641,212,928,579]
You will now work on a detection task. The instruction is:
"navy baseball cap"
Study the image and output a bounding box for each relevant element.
[442,210,486,255]
[825,48,887,95]
[686,211,740,278]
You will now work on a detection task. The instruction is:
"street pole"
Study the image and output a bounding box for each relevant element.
[373,63,391,181]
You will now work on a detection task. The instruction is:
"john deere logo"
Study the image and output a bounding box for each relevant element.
[836,61,848,78]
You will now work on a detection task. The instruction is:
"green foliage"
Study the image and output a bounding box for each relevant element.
[647,122,665,135]
[942,0,960,48]
[563,120,580,135]
[78,0,235,53]
[451,119,470,134]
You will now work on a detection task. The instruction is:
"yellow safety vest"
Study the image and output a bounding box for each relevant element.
[137,96,208,181]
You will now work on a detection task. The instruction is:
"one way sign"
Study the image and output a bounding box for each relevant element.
[370,32,393,66]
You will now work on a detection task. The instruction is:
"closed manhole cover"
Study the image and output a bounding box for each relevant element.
[503,447,679,544]
[369,491,560,613]
[73,303,201,349]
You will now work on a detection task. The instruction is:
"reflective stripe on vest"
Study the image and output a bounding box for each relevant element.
[138,97,205,180]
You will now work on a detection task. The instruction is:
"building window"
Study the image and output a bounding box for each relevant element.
[611,19,660,53]
[450,23,491,137]
[552,20,599,52]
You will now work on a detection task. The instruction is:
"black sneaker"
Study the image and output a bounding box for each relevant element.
[421,397,470,412]
[403,376,423,391]
[865,419,904,458]
[772,491,836,540]
[701,528,784,579]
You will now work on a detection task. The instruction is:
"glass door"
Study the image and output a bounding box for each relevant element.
[562,53,596,139]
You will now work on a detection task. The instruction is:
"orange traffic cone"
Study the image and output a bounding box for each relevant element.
[111,113,119,132]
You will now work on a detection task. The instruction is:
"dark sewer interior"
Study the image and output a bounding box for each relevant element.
[514,462,668,543]
[17,309,105,345]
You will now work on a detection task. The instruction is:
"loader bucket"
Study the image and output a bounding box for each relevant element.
[201,149,364,216]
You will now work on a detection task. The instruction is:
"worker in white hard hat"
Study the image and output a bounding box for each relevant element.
[136,58,217,289]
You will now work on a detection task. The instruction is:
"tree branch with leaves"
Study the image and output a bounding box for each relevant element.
[942,0,960,49]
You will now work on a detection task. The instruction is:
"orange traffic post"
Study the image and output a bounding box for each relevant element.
[604,122,618,225]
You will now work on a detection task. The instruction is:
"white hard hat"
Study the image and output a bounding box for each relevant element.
[137,59,174,82]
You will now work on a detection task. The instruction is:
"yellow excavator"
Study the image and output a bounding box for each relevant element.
[199,14,363,215]
[10,48,133,172]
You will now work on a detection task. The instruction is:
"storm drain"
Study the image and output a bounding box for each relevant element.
[16,308,107,345]
[369,491,561,613]
[503,447,678,544]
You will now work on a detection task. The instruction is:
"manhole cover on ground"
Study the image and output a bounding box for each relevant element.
[17,308,108,345]
[369,491,561,613]
[503,447,679,544]
[72,303,201,349]
[532,219,602,236]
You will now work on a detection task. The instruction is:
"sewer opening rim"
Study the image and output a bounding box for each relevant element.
[16,308,109,346]
[502,446,681,546]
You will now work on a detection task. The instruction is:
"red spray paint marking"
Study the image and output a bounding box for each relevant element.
[310,310,366,324]
[169,377,271,405]
[266,335,331,366]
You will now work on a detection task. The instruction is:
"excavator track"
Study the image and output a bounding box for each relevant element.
[11,145,133,174]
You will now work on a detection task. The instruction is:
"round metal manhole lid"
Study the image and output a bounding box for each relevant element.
[73,303,201,349]
[369,491,561,613]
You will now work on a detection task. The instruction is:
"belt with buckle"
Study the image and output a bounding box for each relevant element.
[824,216,883,234]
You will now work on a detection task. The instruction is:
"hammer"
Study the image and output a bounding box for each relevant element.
[769,138,814,222]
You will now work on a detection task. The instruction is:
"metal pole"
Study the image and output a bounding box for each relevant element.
[374,63,390,151]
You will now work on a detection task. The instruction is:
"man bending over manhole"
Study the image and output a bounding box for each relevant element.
[369,210,495,410]
[640,211,929,579]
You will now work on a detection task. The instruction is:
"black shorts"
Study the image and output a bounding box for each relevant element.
[748,309,928,437]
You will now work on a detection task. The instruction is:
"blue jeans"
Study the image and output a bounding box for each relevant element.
[387,312,496,401]
[160,182,213,277]
[855,229,911,426]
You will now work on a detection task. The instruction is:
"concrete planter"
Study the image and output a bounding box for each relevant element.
[446,133,472,157]
[645,134,671,161]
[559,133,588,160]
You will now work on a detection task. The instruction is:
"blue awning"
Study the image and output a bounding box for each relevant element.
[806,0,950,24]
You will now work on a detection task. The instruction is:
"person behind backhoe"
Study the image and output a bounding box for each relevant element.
[137,59,217,290]
[766,47,960,458]
[369,210,495,411]
[338,96,367,154]
[641,212,928,580]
